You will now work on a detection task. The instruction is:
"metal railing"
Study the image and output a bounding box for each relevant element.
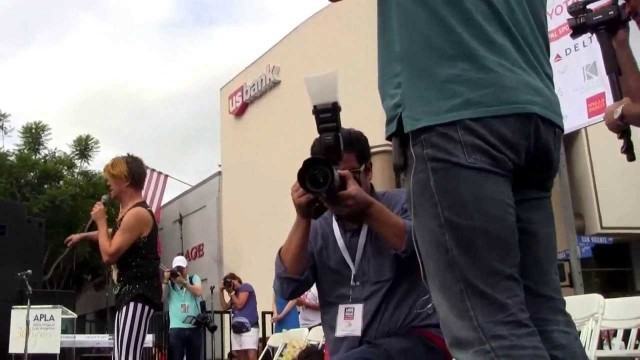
[69,310,276,359]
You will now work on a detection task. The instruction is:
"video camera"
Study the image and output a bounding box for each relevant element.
[567,0,636,162]
[568,0,629,39]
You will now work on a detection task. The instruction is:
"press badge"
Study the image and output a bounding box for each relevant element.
[180,303,189,313]
[335,304,363,337]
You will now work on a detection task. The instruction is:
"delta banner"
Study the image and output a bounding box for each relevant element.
[548,0,612,133]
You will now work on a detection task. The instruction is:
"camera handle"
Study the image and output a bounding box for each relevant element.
[595,28,636,162]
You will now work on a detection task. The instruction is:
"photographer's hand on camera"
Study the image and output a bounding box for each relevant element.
[321,170,374,221]
[291,182,316,220]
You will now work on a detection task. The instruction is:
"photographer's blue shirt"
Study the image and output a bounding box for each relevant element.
[167,274,202,329]
[378,0,563,139]
[274,189,441,358]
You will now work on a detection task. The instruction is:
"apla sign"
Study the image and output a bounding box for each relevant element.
[228,65,281,117]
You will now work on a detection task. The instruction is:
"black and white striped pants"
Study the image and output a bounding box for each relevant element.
[113,302,154,360]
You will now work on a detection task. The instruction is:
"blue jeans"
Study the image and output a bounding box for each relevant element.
[169,327,202,360]
[406,115,587,359]
[332,332,447,360]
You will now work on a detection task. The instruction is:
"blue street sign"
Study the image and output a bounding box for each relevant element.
[557,236,612,260]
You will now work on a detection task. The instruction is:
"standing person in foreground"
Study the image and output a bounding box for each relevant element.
[275,128,448,359]
[65,154,162,359]
[219,273,259,360]
[162,255,203,360]
[328,1,588,359]
[605,0,640,133]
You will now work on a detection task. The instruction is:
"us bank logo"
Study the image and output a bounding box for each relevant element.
[228,65,281,118]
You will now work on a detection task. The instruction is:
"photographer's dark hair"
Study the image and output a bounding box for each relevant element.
[223,272,243,284]
[310,128,371,165]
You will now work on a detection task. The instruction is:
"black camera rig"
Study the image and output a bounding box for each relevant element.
[568,0,635,162]
[297,101,345,219]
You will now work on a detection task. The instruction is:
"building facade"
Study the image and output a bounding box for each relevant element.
[220,0,640,315]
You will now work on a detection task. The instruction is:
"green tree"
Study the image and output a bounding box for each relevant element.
[70,134,100,166]
[18,120,52,156]
[0,121,116,291]
[0,110,13,149]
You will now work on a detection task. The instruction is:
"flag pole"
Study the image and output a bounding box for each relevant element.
[145,166,193,187]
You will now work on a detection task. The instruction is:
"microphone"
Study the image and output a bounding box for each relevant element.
[84,195,110,232]
[17,270,32,277]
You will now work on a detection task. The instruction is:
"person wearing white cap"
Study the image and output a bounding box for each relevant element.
[162,255,203,360]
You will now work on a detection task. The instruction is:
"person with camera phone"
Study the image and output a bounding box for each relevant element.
[219,273,259,360]
[275,128,448,359]
[162,255,203,360]
[605,0,640,134]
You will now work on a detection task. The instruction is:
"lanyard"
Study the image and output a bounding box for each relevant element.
[332,216,368,289]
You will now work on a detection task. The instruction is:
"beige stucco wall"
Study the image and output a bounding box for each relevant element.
[220,0,383,312]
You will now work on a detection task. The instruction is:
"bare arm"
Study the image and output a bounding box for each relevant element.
[272,293,278,316]
[184,279,202,297]
[298,297,321,311]
[623,103,640,127]
[232,291,250,310]
[614,27,640,102]
[97,207,152,265]
[279,299,298,318]
[219,289,232,311]
[279,216,313,277]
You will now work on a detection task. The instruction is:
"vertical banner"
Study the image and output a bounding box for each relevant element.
[547,0,613,133]
[9,307,62,354]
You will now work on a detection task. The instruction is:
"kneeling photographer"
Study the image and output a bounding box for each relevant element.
[605,0,640,133]
[275,127,448,359]
[162,255,204,360]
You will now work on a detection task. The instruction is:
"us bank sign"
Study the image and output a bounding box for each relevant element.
[228,65,281,117]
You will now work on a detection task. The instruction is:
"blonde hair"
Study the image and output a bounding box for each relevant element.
[103,154,147,190]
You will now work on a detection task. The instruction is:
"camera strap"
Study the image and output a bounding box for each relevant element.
[332,216,368,291]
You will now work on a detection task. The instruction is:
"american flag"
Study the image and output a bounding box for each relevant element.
[143,167,169,255]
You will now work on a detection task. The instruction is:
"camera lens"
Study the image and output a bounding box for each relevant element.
[306,166,332,193]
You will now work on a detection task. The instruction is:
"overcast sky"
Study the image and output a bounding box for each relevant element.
[0,0,328,202]
[1,2,639,204]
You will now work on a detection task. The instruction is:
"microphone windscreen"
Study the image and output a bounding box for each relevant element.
[101,194,110,203]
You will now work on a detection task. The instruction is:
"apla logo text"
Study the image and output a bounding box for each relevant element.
[34,314,55,322]
[228,65,281,117]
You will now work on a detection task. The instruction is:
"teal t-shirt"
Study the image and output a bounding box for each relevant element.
[167,274,202,329]
[378,0,563,139]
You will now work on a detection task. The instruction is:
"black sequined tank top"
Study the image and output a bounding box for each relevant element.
[111,201,162,312]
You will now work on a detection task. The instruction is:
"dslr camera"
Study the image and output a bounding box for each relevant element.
[297,101,345,219]
[184,301,218,334]
[223,278,233,289]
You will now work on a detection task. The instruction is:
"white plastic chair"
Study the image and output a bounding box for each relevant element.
[565,293,605,360]
[596,296,640,358]
[272,328,310,359]
[306,326,325,347]
[258,332,284,360]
